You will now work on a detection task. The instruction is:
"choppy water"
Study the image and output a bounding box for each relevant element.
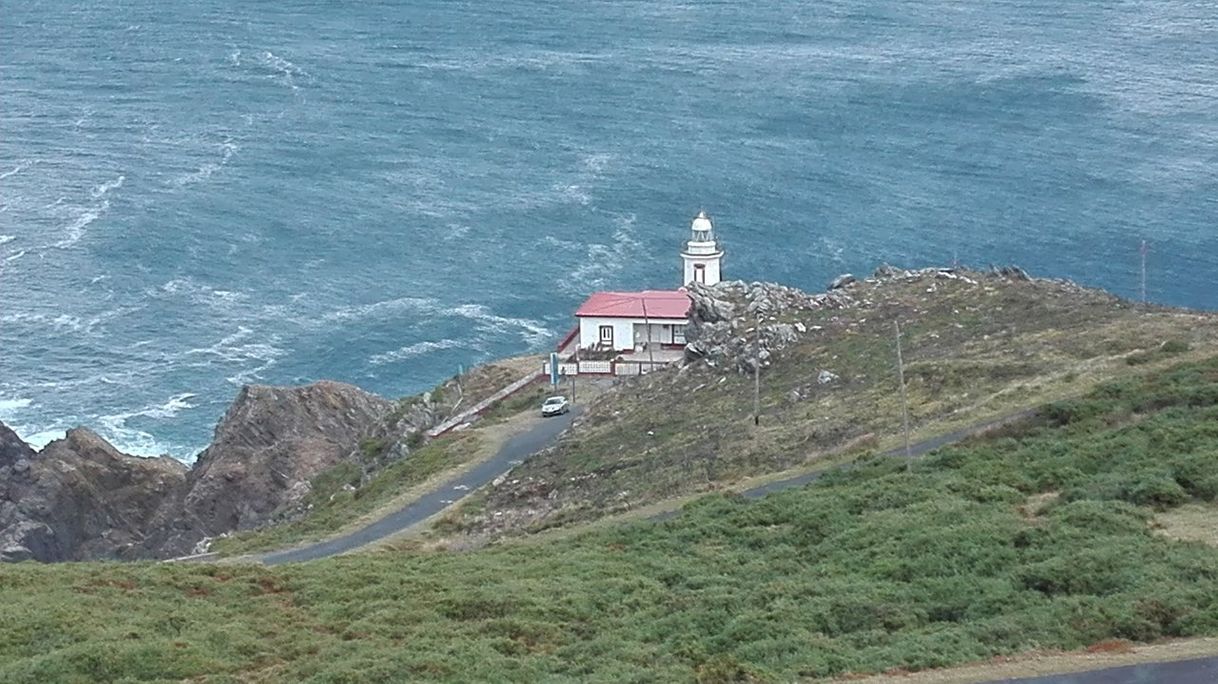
[1,0,1215,460]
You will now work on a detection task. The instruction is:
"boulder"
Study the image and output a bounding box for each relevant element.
[873,263,905,279]
[829,273,857,290]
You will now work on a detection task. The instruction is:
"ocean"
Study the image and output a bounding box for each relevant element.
[1,0,1215,461]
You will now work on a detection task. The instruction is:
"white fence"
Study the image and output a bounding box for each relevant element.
[543,359,668,377]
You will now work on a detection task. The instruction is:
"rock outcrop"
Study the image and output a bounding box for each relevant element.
[147,381,393,558]
[0,424,187,562]
[684,266,1041,375]
[685,280,852,373]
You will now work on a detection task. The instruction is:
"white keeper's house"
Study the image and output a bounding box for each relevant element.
[554,211,725,375]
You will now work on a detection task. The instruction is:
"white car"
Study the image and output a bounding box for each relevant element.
[541,396,570,417]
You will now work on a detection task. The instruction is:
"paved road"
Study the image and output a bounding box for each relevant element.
[990,655,1218,683]
[259,408,579,565]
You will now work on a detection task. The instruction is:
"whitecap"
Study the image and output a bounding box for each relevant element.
[94,394,201,459]
[52,200,107,249]
[0,164,26,181]
[182,327,285,386]
[257,50,309,91]
[4,249,25,262]
[369,339,463,366]
[0,397,33,417]
[581,153,613,174]
[451,304,551,347]
[323,296,441,322]
[0,235,15,245]
[90,175,125,199]
[170,140,237,188]
[22,429,67,451]
[565,213,646,293]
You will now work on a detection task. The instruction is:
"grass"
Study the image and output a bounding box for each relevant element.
[210,433,485,556]
[6,357,1218,681]
[446,270,1218,538]
[1155,503,1218,547]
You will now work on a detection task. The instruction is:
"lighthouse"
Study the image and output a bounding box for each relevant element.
[681,210,724,286]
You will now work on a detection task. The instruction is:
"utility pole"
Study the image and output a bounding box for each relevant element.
[1140,239,1149,305]
[753,310,761,427]
[642,297,655,372]
[895,321,912,461]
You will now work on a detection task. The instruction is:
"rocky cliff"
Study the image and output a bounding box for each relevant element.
[0,380,405,562]
[146,381,394,558]
[0,425,186,562]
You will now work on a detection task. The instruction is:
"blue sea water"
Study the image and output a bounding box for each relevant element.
[1,0,1216,460]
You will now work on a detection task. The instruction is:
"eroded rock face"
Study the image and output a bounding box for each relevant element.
[147,381,393,558]
[684,280,853,373]
[0,425,187,562]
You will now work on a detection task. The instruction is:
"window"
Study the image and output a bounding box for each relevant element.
[672,325,686,344]
[599,325,614,346]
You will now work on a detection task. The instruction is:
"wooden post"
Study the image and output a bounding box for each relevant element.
[642,297,655,373]
[895,321,912,461]
[753,310,761,427]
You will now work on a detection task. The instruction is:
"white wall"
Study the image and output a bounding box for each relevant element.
[682,254,722,286]
[578,317,635,351]
[577,317,688,351]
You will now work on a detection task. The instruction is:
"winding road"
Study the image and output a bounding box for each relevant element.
[258,408,580,565]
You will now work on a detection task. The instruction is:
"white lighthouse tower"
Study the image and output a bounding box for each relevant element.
[681,210,724,286]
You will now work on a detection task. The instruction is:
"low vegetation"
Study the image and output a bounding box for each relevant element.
[5,356,1218,681]
[446,270,1218,538]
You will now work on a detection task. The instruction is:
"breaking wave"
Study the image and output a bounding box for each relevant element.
[369,339,463,366]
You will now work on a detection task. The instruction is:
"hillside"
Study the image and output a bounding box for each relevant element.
[4,357,1218,681]
[437,266,1218,541]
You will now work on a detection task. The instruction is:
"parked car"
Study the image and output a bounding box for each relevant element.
[541,395,570,417]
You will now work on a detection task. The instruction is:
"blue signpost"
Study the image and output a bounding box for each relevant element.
[549,352,560,385]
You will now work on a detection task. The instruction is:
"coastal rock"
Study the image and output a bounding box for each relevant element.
[0,421,35,469]
[872,263,905,279]
[829,273,857,290]
[147,381,393,558]
[0,424,187,562]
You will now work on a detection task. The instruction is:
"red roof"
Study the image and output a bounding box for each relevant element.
[575,290,691,319]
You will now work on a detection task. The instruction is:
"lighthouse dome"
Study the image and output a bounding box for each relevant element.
[691,210,714,235]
